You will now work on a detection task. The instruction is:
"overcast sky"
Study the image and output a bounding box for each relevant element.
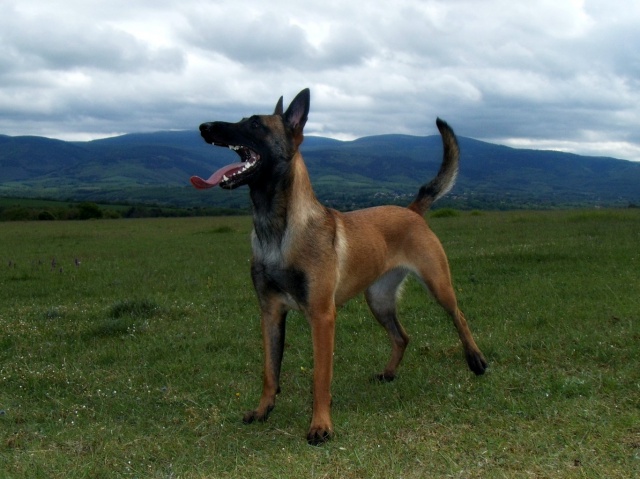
[1,0,639,160]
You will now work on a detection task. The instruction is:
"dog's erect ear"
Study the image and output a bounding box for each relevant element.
[284,89,310,145]
[274,96,284,116]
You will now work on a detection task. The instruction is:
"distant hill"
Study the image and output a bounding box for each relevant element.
[1,130,639,210]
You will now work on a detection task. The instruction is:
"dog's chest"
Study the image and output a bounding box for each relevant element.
[250,225,309,308]
[250,229,308,308]
[251,227,289,265]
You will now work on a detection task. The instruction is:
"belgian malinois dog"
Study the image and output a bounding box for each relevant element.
[193,88,487,444]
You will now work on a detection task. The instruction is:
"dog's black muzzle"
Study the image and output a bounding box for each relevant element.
[199,122,217,144]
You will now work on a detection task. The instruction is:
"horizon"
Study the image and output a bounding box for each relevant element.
[1,128,636,163]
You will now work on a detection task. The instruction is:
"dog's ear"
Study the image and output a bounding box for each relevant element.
[274,96,284,116]
[284,88,310,145]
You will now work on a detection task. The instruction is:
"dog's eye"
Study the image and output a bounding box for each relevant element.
[251,120,260,129]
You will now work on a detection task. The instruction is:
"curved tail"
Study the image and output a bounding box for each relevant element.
[408,118,460,215]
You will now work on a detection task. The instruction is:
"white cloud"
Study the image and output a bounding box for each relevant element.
[0,0,639,160]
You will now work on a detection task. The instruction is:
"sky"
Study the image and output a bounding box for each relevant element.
[1,0,640,161]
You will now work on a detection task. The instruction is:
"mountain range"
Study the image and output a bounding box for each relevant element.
[1,130,639,210]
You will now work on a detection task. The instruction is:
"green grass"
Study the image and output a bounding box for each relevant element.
[430,207,461,218]
[1,210,639,478]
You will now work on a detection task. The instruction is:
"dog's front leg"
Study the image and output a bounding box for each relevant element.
[306,303,336,445]
[243,302,287,424]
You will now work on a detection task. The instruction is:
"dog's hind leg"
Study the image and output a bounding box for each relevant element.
[365,268,411,381]
[430,286,486,375]
[412,239,487,375]
[243,303,288,424]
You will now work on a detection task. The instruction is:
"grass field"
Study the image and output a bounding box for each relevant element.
[0,209,638,478]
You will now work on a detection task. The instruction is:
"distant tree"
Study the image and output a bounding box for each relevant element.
[78,202,103,220]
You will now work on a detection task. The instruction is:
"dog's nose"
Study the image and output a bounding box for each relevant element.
[199,123,210,133]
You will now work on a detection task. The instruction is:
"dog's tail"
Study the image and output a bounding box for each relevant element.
[407,118,460,215]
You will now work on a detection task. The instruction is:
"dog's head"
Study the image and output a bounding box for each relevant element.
[194,88,310,190]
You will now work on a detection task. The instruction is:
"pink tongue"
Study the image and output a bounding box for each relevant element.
[190,162,245,189]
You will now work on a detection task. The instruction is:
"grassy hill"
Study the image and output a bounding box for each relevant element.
[1,130,639,210]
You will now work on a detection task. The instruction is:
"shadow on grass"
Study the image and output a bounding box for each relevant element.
[109,299,162,319]
[83,299,163,339]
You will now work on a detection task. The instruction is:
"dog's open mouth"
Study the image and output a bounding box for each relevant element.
[191,144,260,190]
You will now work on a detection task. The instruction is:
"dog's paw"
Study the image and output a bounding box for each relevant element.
[466,350,488,375]
[372,372,396,382]
[242,405,273,424]
[306,425,334,445]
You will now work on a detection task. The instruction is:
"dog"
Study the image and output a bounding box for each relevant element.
[193,88,487,444]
